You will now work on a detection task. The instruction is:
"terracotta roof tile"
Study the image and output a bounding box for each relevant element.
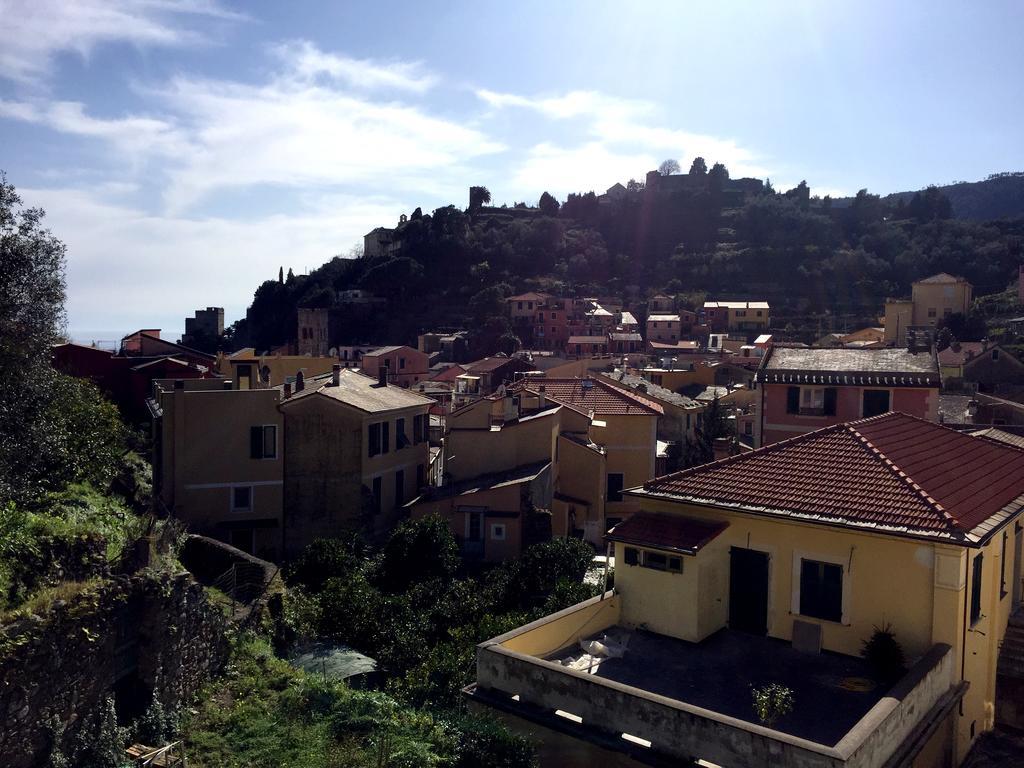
[524,377,663,415]
[636,412,1024,541]
[607,513,728,554]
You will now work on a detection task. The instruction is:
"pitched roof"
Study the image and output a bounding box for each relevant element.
[971,427,1024,451]
[703,301,770,310]
[915,272,969,285]
[363,345,419,357]
[647,314,681,322]
[464,356,528,373]
[938,342,986,367]
[568,336,608,344]
[609,332,643,342]
[524,377,663,416]
[634,412,1024,543]
[600,371,700,409]
[757,347,939,387]
[607,513,728,555]
[507,292,550,302]
[619,311,637,325]
[280,369,433,413]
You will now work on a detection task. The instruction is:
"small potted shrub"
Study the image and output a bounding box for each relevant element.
[751,683,794,729]
[861,623,906,683]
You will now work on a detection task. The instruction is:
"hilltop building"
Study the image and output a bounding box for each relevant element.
[703,300,771,333]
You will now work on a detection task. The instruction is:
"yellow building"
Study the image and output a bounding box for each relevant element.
[279,367,433,554]
[152,378,284,560]
[884,273,974,345]
[223,349,339,390]
[468,412,1024,767]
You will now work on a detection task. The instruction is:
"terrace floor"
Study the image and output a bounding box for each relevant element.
[548,627,890,746]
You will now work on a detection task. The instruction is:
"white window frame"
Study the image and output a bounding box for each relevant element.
[791,550,851,625]
[231,485,254,514]
[490,523,507,541]
[801,387,825,410]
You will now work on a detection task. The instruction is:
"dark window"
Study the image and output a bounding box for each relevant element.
[468,511,483,541]
[644,552,668,570]
[800,559,843,622]
[971,553,984,625]
[823,388,838,416]
[250,425,277,459]
[786,386,800,414]
[395,470,404,508]
[399,357,406,369]
[862,390,891,418]
[381,422,390,454]
[624,547,639,566]
[368,423,381,457]
[993,349,1000,361]
[1001,531,1009,599]
[607,473,625,502]
[232,486,252,512]
[396,418,408,449]
[372,477,382,515]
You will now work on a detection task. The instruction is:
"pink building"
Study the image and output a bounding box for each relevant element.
[359,345,430,388]
[754,347,940,447]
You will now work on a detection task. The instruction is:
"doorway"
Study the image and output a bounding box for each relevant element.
[729,547,770,635]
[862,390,891,418]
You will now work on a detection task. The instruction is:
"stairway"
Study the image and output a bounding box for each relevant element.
[997,609,1024,679]
[995,607,1024,729]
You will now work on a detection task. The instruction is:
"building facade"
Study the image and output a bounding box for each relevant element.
[884,273,974,345]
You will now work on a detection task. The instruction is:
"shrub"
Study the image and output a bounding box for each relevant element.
[373,516,459,593]
[288,537,365,592]
[751,683,794,728]
[861,623,906,683]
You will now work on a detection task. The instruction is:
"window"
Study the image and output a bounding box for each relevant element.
[757,310,763,317]
[396,418,408,449]
[624,547,639,566]
[381,422,390,454]
[491,524,506,541]
[395,470,405,508]
[607,473,625,502]
[928,307,937,319]
[232,486,252,513]
[799,559,843,622]
[468,511,483,541]
[944,308,953,317]
[368,423,381,457]
[862,389,891,418]
[517,301,523,310]
[399,357,406,369]
[1001,531,1009,599]
[371,477,382,516]
[993,349,1001,361]
[971,553,984,625]
[538,312,544,320]
[786,386,800,414]
[801,387,824,412]
[641,551,683,573]
[250,425,277,459]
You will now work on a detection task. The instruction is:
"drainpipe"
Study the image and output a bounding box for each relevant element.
[960,551,969,716]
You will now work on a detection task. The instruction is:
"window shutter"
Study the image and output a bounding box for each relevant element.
[786,386,800,414]
[823,388,838,416]
[250,426,263,459]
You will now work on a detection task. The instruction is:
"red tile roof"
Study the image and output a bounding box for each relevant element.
[937,342,985,367]
[607,513,728,554]
[635,412,1024,542]
[524,378,663,415]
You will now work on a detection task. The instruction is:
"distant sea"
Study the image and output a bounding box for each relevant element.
[68,330,127,351]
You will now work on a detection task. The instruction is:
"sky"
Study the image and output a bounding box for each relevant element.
[2,1,1023,342]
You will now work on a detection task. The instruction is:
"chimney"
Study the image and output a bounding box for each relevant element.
[284,382,292,399]
[538,385,546,408]
[332,363,341,386]
[503,394,517,422]
[378,367,388,387]
[296,371,304,392]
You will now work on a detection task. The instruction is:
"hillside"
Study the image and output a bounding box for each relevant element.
[876,173,1024,221]
[228,168,1024,354]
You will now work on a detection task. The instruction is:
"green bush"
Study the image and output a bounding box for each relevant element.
[373,515,459,593]
[861,623,906,683]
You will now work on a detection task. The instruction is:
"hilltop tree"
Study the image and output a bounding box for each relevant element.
[469,186,491,211]
[658,159,681,176]
[539,191,560,216]
[689,157,708,176]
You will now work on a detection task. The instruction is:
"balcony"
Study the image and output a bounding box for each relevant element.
[468,593,964,767]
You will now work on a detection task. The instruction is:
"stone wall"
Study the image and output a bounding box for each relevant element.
[0,569,229,768]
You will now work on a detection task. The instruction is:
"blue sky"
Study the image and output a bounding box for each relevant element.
[1,1,1022,342]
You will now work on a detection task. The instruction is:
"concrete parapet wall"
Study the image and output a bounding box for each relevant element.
[476,596,956,768]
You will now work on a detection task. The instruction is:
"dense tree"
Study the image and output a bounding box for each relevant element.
[538,191,560,216]
[658,159,681,176]
[0,174,128,505]
[689,156,708,176]
[468,186,491,211]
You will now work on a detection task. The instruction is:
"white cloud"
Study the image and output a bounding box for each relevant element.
[273,40,438,93]
[0,0,238,84]
[25,185,406,338]
[510,142,656,200]
[477,87,773,190]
